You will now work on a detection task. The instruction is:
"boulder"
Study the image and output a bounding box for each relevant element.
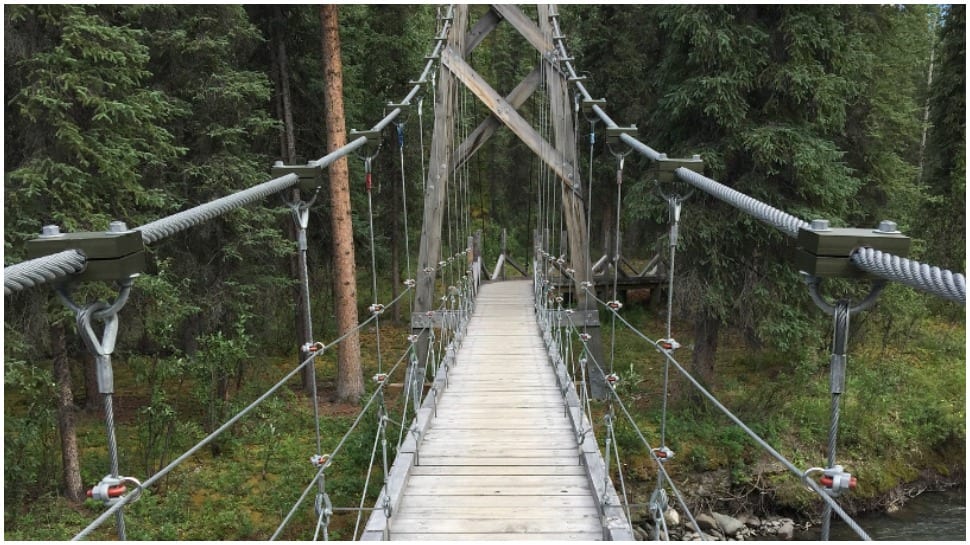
[740,514,761,529]
[713,512,745,537]
[777,520,795,540]
[664,507,681,527]
[695,513,720,534]
[633,526,648,541]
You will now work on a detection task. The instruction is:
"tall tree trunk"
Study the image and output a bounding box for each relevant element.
[83,352,99,411]
[391,159,402,322]
[691,309,720,396]
[320,4,363,403]
[52,321,84,503]
[272,5,314,391]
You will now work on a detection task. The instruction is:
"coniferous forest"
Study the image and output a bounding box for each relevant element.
[4,5,965,540]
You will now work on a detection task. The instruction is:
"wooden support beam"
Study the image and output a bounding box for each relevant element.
[454,67,541,171]
[464,7,501,57]
[441,46,577,190]
[492,5,554,53]
[414,6,468,367]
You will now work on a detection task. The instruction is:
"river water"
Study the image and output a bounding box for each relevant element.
[796,487,966,541]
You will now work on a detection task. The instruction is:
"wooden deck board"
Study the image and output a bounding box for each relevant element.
[387,280,604,541]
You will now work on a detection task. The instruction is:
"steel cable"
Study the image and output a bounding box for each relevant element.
[851,248,965,304]
[673,168,811,238]
[4,250,87,295]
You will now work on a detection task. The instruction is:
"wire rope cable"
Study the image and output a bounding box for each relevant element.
[4,249,87,295]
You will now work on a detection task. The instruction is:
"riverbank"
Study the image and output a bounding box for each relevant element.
[628,466,966,540]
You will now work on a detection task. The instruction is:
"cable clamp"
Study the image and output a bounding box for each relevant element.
[564,309,575,315]
[87,475,142,506]
[820,465,856,496]
[403,278,416,288]
[303,341,325,354]
[372,373,387,384]
[310,453,331,468]
[658,338,681,352]
[565,268,575,276]
[580,281,593,289]
[606,373,620,388]
[652,446,675,462]
[607,300,623,311]
[407,334,419,343]
[423,266,435,274]
[579,333,592,342]
[555,296,564,304]
[369,303,385,315]
[556,257,566,265]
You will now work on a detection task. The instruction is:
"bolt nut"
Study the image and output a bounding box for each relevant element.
[40,225,62,237]
[810,219,831,232]
[874,220,899,234]
[692,154,702,161]
[108,221,128,233]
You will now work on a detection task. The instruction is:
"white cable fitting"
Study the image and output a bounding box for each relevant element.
[653,446,675,462]
[373,373,388,383]
[403,278,416,287]
[368,303,385,315]
[310,454,330,468]
[658,338,681,351]
[607,300,623,311]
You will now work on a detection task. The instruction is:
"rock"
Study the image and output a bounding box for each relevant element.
[664,507,681,527]
[777,520,795,540]
[713,512,745,537]
[695,513,720,534]
[633,526,648,541]
[741,514,761,529]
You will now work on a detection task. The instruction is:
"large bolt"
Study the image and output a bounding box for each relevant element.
[874,220,899,234]
[692,154,701,161]
[108,221,128,233]
[40,225,62,237]
[811,219,831,231]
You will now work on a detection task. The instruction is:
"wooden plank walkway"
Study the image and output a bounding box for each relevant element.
[388,280,602,541]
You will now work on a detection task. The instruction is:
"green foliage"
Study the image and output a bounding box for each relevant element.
[4,358,58,502]
[920,5,966,273]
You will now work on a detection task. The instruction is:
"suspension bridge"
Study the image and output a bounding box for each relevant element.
[4,4,965,542]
